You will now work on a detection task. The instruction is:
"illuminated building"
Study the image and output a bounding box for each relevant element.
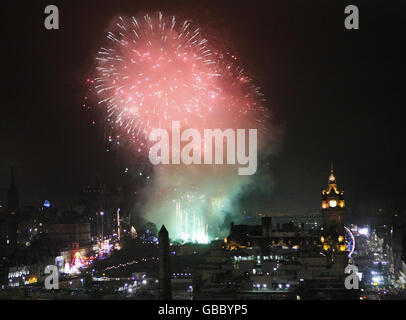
[223,218,320,252]
[201,164,355,299]
[321,163,345,227]
[7,265,40,287]
[320,163,349,258]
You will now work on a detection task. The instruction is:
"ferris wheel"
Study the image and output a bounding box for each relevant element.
[344,226,355,258]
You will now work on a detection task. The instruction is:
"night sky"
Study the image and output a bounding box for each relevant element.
[1,1,405,219]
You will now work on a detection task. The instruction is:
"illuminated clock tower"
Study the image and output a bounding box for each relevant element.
[321,163,345,228]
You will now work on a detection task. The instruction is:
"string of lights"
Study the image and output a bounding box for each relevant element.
[100,257,159,272]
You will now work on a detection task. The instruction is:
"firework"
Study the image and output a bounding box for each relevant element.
[92,12,268,150]
[175,196,209,244]
[94,13,214,146]
[87,12,271,244]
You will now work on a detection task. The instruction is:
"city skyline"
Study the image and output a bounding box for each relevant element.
[1,1,404,218]
[1,0,405,304]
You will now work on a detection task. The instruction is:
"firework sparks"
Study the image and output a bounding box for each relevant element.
[87,12,271,243]
[91,12,268,151]
[94,13,218,146]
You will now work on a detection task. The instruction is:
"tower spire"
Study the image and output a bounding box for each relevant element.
[328,161,336,183]
[321,162,346,229]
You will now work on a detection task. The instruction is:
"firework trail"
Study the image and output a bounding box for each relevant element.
[88,12,272,243]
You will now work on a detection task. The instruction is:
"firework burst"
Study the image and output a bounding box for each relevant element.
[86,12,271,243]
[94,13,218,143]
[90,12,268,151]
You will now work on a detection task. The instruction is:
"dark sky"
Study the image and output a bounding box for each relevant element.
[1,0,405,218]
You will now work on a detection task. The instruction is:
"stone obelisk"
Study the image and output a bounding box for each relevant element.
[158,225,172,299]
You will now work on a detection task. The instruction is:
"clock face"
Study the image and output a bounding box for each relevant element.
[329,199,337,208]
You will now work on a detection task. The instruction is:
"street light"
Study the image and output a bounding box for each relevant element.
[96,212,99,244]
[100,211,104,249]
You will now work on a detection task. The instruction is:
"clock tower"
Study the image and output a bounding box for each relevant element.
[321,163,345,228]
